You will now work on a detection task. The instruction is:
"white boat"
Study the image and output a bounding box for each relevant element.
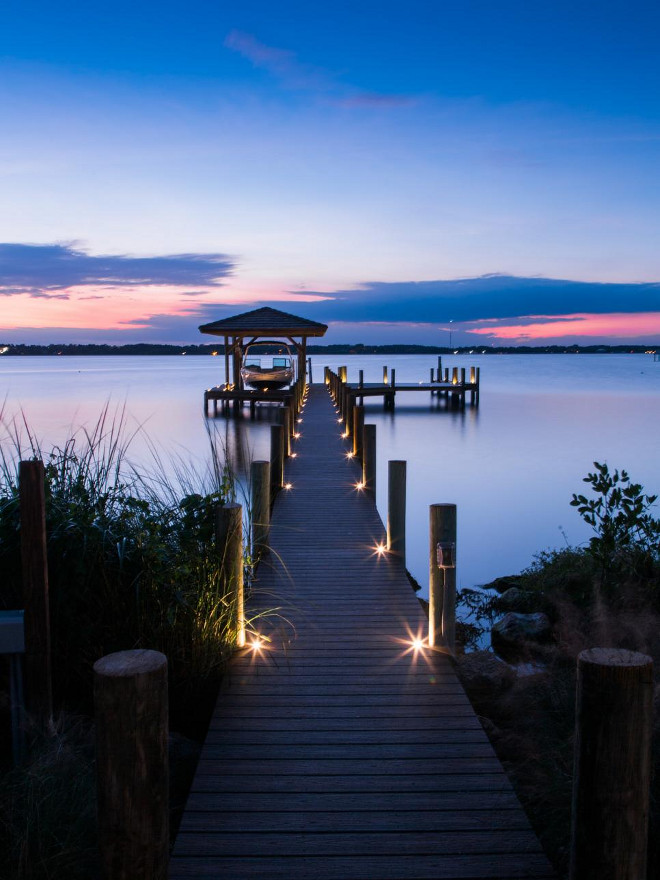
[240,341,295,391]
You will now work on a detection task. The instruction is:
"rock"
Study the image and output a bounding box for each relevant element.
[493,587,543,614]
[457,650,516,694]
[491,612,553,662]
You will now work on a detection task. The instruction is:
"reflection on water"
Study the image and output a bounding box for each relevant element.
[2,354,659,598]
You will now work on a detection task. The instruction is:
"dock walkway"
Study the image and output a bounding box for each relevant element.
[170,385,554,879]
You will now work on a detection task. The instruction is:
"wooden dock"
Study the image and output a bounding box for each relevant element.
[170,384,554,879]
[327,366,480,413]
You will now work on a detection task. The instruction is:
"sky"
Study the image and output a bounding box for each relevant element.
[1,0,659,346]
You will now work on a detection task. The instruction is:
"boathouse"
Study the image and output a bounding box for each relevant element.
[199,306,328,389]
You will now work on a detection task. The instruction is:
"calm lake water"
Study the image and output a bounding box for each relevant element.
[1,353,659,598]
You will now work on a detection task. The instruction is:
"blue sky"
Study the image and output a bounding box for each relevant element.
[1,0,659,345]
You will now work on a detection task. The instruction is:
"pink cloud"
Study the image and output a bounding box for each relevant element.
[470,312,660,340]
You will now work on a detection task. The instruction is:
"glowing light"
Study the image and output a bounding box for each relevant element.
[375,543,387,555]
[284,482,293,490]
[297,418,303,423]
[211,351,218,356]
[411,637,425,651]
[342,431,349,438]
[337,418,343,423]
[290,452,298,458]
[251,637,264,652]
[294,432,301,439]
[355,481,365,490]
[346,451,354,459]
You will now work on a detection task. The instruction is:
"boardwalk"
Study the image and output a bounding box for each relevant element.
[170,385,555,879]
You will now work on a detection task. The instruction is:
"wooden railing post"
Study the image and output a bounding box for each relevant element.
[270,424,284,496]
[569,648,653,880]
[19,459,53,730]
[250,460,270,560]
[383,365,388,384]
[429,503,456,651]
[362,424,376,496]
[94,649,169,880]
[353,404,365,458]
[215,502,245,647]
[387,461,406,560]
[282,407,291,457]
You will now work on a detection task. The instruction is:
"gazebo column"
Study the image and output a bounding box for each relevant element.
[224,336,229,388]
[232,337,242,390]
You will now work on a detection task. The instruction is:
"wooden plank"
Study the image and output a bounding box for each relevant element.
[174,830,545,857]
[170,853,555,879]
[187,772,513,795]
[183,787,519,811]
[203,728,490,744]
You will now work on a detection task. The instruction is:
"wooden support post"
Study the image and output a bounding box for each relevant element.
[391,368,396,388]
[569,648,653,880]
[282,407,291,457]
[437,355,442,378]
[383,365,388,384]
[307,356,313,383]
[353,404,365,458]
[250,460,270,559]
[215,502,245,648]
[345,391,354,438]
[358,369,364,388]
[324,366,329,385]
[270,425,284,496]
[452,367,458,384]
[387,461,406,559]
[476,366,481,405]
[204,391,209,416]
[444,368,449,382]
[94,649,169,880]
[470,366,476,383]
[429,503,456,650]
[213,398,218,416]
[460,367,466,385]
[362,424,376,496]
[19,460,53,730]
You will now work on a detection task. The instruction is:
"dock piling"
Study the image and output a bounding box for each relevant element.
[429,503,456,651]
[215,502,245,647]
[19,460,53,731]
[362,424,376,496]
[353,405,365,458]
[94,649,169,880]
[387,460,406,560]
[270,425,284,496]
[569,648,653,880]
[250,461,270,559]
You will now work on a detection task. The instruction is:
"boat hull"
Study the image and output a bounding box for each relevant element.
[240,366,294,391]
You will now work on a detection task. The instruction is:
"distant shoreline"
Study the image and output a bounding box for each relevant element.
[0,342,656,357]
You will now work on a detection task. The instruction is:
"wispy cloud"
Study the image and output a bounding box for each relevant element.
[0,243,236,296]
[224,30,415,108]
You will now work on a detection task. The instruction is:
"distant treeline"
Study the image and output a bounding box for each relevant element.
[0,342,656,356]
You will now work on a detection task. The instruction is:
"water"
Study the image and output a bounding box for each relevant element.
[1,353,659,597]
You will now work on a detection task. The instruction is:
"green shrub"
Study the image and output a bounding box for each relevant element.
[571,461,660,595]
[0,407,242,731]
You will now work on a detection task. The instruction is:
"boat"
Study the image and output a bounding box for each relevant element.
[240,341,296,391]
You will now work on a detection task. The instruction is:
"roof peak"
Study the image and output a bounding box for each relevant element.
[199,306,328,337]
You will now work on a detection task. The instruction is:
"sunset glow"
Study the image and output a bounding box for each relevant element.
[1,3,659,346]
[470,312,660,341]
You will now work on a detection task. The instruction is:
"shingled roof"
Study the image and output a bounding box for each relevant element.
[199,306,328,338]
